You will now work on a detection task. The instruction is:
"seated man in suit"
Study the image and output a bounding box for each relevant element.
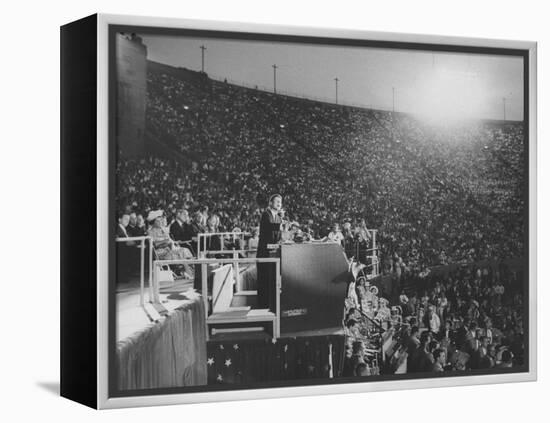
[116,213,130,238]
[116,212,138,283]
[169,208,194,253]
[126,213,139,237]
[133,214,147,237]
[189,210,207,290]
[205,214,223,254]
[189,211,207,255]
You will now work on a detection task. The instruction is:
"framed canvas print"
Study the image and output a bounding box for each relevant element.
[60,14,537,409]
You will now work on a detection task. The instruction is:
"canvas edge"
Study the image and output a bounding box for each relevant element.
[95,13,538,410]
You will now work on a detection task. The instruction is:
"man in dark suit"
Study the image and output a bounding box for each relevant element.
[256,194,284,310]
[258,194,284,253]
[188,210,207,291]
[116,213,135,283]
[126,213,139,237]
[116,213,130,238]
[463,321,479,357]
[406,326,421,372]
[189,211,207,255]
[454,317,468,350]
[438,319,456,343]
[170,208,194,251]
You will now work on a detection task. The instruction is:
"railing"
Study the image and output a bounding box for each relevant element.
[197,232,252,258]
[370,230,379,277]
[115,236,153,306]
[345,229,380,278]
[152,257,281,339]
[197,232,255,292]
[359,309,385,363]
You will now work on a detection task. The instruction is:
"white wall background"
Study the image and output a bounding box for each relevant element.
[0,0,546,420]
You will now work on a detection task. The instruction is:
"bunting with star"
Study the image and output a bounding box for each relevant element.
[206,335,345,385]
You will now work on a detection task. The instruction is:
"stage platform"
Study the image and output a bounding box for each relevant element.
[116,279,198,342]
[116,278,208,391]
[116,246,352,389]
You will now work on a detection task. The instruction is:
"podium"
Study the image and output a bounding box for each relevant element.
[155,243,349,340]
[278,243,349,335]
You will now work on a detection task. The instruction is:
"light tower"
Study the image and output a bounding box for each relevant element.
[272,64,278,93]
[200,45,206,73]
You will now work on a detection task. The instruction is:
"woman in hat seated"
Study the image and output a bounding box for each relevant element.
[147,210,194,276]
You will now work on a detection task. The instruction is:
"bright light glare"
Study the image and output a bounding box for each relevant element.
[413,67,486,124]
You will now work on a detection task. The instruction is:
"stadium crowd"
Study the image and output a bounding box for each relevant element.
[116,64,526,374]
[118,65,525,270]
[343,262,525,375]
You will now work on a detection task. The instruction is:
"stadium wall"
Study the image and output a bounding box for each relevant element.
[115,33,147,158]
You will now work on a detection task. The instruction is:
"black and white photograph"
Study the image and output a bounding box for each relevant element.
[110,24,531,398]
[4,0,550,417]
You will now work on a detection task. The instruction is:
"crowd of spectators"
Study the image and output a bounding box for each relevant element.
[118,64,525,274]
[343,261,525,376]
[116,63,527,373]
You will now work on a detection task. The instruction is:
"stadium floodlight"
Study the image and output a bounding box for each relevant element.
[200,45,206,72]
[272,64,278,94]
[413,66,488,124]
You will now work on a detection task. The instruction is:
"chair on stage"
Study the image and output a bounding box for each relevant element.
[151,244,176,288]
[150,239,196,288]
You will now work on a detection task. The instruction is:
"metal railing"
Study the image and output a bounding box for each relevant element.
[152,257,281,339]
[196,232,255,291]
[196,231,252,258]
[115,236,153,306]
[345,229,380,278]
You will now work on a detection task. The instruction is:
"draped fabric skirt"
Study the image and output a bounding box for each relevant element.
[116,298,207,391]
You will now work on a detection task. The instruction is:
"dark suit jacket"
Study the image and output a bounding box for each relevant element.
[257,209,282,255]
[127,224,147,238]
[205,234,222,253]
[116,224,128,238]
[454,326,468,349]
[463,332,478,355]
[170,220,193,242]
[188,221,206,253]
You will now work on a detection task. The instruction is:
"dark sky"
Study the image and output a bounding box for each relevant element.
[141,33,524,122]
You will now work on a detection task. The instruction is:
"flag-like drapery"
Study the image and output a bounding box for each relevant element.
[207,335,345,385]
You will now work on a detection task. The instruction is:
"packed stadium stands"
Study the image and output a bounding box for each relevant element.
[117,61,525,270]
[115,62,526,375]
